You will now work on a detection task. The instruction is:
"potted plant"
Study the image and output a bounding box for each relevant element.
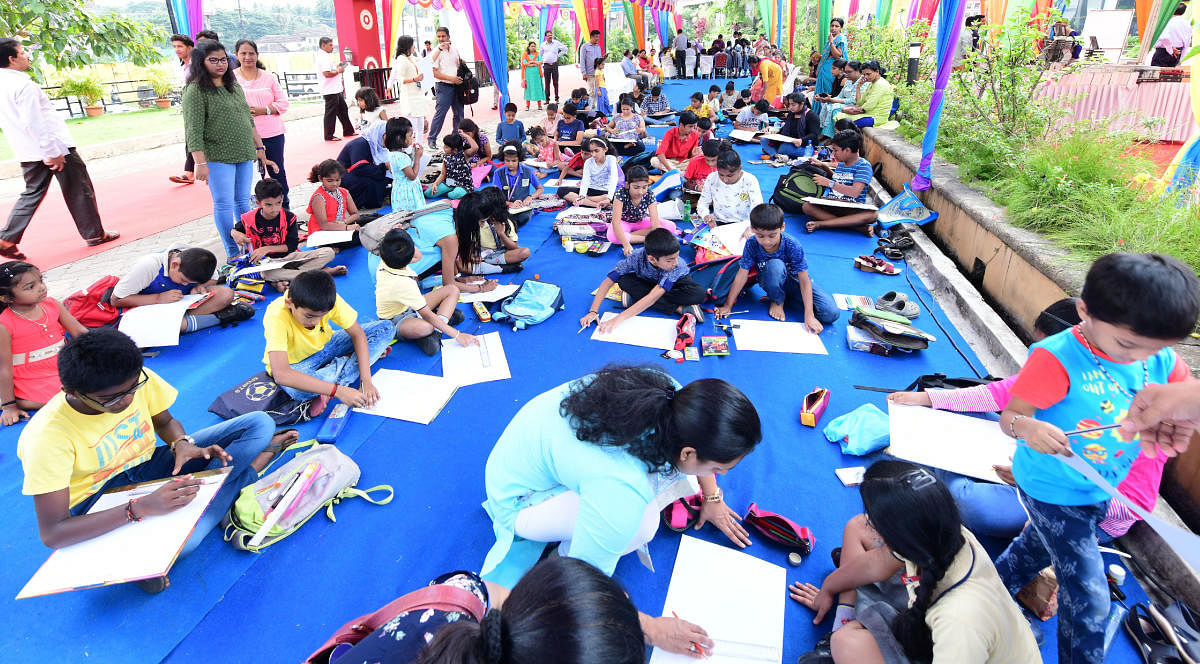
[147,70,174,109]
[57,75,105,117]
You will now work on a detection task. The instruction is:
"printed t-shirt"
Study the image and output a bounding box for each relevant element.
[262,293,358,371]
[18,368,177,507]
[607,249,689,291]
[234,208,300,255]
[556,118,585,143]
[824,157,874,204]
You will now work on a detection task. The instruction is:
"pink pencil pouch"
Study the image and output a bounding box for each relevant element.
[744,503,815,554]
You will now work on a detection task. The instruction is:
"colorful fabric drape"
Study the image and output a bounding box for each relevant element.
[849,0,860,18]
[758,0,773,38]
[673,11,681,29]
[584,0,605,50]
[573,0,591,37]
[1149,0,1181,51]
[166,0,189,35]
[1136,0,1154,40]
[914,0,940,25]
[789,0,799,60]
[889,0,912,26]
[819,0,831,57]
[911,0,966,190]
[185,0,204,35]
[876,0,892,25]
[463,0,510,107]
[1159,25,1200,201]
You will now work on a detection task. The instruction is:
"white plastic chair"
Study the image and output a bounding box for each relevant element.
[685,50,697,78]
[698,55,714,78]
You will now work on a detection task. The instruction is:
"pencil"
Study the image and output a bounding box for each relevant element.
[671,611,708,656]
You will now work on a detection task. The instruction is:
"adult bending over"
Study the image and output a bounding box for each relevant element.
[791,461,1038,663]
[481,365,761,655]
[184,40,278,259]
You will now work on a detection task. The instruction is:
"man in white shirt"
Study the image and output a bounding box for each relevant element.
[316,36,354,142]
[579,30,604,99]
[168,33,197,185]
[1153,3,1191,67]
[673,28,689,79]
[0,39,118,259]
[539,31,567,102]
[428,26,465,150]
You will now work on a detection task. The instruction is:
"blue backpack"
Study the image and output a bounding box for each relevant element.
[492,280,565,330]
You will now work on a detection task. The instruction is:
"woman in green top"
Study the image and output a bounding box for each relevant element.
[834,60,894,129]
[183,40,277,258]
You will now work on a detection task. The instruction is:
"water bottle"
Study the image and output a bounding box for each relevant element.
[803,141,813,158]
[682,202,693,227]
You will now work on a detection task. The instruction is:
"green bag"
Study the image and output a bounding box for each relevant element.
[221,441,393,552]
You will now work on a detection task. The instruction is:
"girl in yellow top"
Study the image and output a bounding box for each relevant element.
[521,42,547,110]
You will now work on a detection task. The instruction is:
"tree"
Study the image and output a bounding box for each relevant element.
[0,0,164,70]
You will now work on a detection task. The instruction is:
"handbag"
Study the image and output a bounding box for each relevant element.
[358,202,453,254]
[849,306,936,351]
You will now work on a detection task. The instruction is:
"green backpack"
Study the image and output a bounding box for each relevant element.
[220,441,393,552]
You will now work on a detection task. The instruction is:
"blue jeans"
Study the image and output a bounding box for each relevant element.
[755,258,839,325]
[934,469,1027,539]
[258,134,289,209]
[281,320,394,401]
[995,489,1109,663]
[70,412,274,556]
[759,137,805,158]
[646,113,677,126]
[428,82,464,146]
[208,160,254,258]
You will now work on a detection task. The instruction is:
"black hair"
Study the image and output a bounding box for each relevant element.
[187,40,236,92]
[528,126,547,141]
[559,366,761,472]
[0,38,18,68]
[442,134,466,151]
[830,129,863,154]
[643,228,679,258]
[701,140,721,158]
[862,60,885,76]
[585,137,610,153]
[834,118,863,135]
[308,158,346,183]
[1175,3,1187,15]
[677,110,698,126]
[504,102,518,114]
[651,85,662,96]
[1080,253,1200,339]
[785,92,804,107]
[547,101,558,112]
[571,88,585,99]
[593,57,604,69]
[379,227,416,269]
[709,84,720,93]
[623,49,632,57]
[861,460,964,663]
[254,178,284,201]
[739,89,752,98]
[831,17,845,27]
[562,102,578,116]
[455,189,511,268]
[753,99,770,113]
[459,118,481,140]
[500,140,526,161]
[395,35,415,57]
[832,58,848,69]
[177,248,216,283]
[717,148,742,171]
[288,269,337,312]
[58,329,145,395]
[617,95,635,112]
[384,117,413,151]
[625,165,650,184]
[748,55,760,65]
[0,261,39,312]
[845,60,862,73]
[725,81,735,90]
[436,26,450,37]
[590,29,601,37]
[415,557,643,664]
[355,87,381,112]
[318,36,333,46]
[196,29,219,41]
[1034,297,1081,337]
[966,14,986,27]
[234,39,266,69]
[750,203,784,230]
[697,117,712,131]
[171,33,195,47]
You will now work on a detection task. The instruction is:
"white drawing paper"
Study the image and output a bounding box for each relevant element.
[441,332,511,386]
[711,221,751,254]
[353,369,458,425]
[305,230,356,248]
[458,283,520,304]
[591,312,678,350]
[730,319,829,355]
[117,293,207,348]
[802,196,879,211]
[886,403,1016,483]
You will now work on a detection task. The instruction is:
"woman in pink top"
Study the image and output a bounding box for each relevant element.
[887,298,1165,540]
[234,39,292,208]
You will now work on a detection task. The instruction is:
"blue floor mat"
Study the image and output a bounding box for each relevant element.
[0,79,1147,663]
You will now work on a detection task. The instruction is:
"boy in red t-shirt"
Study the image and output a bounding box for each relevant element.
[650,110,701,173]
[684,141,720,193]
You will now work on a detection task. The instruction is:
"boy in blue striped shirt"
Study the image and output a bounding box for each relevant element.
[802,130,878,235]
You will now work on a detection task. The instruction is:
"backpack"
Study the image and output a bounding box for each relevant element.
[209,371,313,426]
[221,441,393,552]
[359,202,454,254]
[64,275,122,328]
[770,161,831,214]
[491,280,565,330]
[456,63,480,106]
[688,255,751,302]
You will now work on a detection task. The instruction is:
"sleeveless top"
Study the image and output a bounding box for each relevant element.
[305,186,349,237]
[0,298,67,403]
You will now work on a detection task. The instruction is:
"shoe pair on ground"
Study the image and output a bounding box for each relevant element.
[0,231,120,260]
[1127,600,1200,664]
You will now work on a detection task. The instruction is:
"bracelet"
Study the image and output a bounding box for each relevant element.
[1,400,15,408]
[703,488,723,504]
[1008,414,1027,438]
[589,309,598,314]
[256,146,266,151]
[196,162,207,166]
[126,498,143,523]
[330,384,339,398]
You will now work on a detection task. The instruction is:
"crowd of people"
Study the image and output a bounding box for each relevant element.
[2,18,1200,664]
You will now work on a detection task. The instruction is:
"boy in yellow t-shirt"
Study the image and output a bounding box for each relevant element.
[16,329,286,592]
[262,269,393,417]
[376,228,478,356]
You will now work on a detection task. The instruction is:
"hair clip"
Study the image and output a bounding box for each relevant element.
[899,468,937,491]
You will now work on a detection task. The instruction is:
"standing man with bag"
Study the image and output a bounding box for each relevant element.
[316,37,355,142]
[539,30,567,103]
[428,27,465,150]
[579,31,604,100]
[0,38,118,260]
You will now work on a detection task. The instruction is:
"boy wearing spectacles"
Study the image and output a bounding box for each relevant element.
[16,329,291,593]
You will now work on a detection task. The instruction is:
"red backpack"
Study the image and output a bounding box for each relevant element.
[63,275,122,328]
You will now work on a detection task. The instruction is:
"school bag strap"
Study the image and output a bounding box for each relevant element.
[359,202,454,254]
[305,584,487,664]
[326,485,394,521]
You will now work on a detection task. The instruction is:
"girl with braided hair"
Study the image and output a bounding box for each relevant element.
[480,364,761,656]
[790,461,1038,663]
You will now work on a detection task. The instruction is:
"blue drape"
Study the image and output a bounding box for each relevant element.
[910,0,965,190]
[464,0,510,108]
[167,0,190,36]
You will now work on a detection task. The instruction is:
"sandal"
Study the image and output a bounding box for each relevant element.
[854,255,900,275]
[1127,603,1186,664]
[85,231,121,247]
[0,243,26,260]
[660,492,703,532]
[1150,602,1200,664]
[262,428,299,463]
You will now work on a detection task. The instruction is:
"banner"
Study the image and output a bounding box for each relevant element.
[876,0,893,25]
[789,0,799,60]
[911,0,967,190]
[819,0,831,57]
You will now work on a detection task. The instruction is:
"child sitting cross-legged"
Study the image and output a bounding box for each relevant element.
[454,188,530,276]
[305,159,362,251]
[714,203,838,332]
[608,166,677,256]
[110,245,253,333]
[580,228,705,334]
[424,134,471,200]
[231,178,344,293]
[802,130,878,236]
[684,140,721,193]
[376,228,478,356]
[0,261,87,425]
[697,147,763,227]
[488,142,545,228]
[262,269,394,417]
[527,127,565,179]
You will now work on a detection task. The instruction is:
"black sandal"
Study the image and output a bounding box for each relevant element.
[1127,603,1186,664]
[85,231,121,247]
[0,244,26,260]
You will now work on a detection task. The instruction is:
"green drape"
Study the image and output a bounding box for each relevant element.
[819,0,832,55]
[1149,1,1181,49]
[759,0,774,36]
[876,0,893,26]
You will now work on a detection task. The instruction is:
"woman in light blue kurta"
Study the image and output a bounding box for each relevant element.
[815,19,848,115]
[817,61,864,137]
[480,366,761,655]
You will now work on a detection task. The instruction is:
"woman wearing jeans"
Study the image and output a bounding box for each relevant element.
[183,39,278,259]
[234,39,291,209]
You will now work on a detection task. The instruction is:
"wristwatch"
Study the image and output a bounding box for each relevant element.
[169,435,194,453]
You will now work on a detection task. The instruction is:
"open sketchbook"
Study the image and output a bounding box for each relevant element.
[17,467,230,599]
[650,536,785,663]
[802,196,879,211]
[117,293,208,348]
